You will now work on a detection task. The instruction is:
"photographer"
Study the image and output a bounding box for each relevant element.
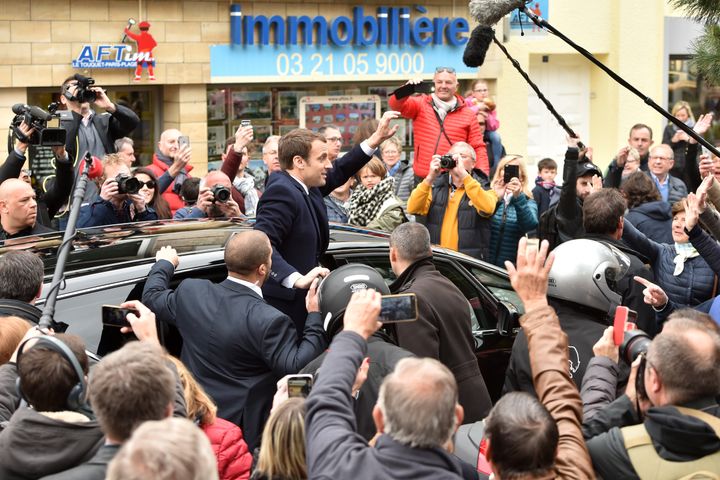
[77,154,157,228]
[2,120,73,229]
[405,141,502,260]
[173,171,242,220]
[583,315,720,479]
[59,74,140,202]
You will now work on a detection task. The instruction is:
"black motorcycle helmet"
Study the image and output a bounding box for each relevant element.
[319,263,390,338]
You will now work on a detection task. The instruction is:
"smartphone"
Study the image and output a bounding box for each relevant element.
[379,293,418,323]
[287,374,313,398]
[240,119,252,128]
[178,135,190,149]
[101,305,138,328]
[504,164,520,184]
[391,81,433,100]
[613,306,638,346]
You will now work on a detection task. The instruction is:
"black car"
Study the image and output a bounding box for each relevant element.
[2,220,522,400]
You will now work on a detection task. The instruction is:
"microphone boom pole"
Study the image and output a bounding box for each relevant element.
[520,7,720,158]
[38,152,94,330]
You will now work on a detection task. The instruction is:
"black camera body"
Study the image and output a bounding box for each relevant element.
[439,154,456,169]
[11,103,66,146]
[211,185,231,203]
[115,174,141,195]
[73,74,97,103]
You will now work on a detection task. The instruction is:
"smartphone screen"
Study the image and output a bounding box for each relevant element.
[241,120,252,128]
[178,135,190,149]
[379,293,418,323]
[287,375,313,398]
[101,305,137,328]
[504,164,520,184]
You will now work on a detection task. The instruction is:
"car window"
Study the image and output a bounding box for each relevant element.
[467,265,525,315]
[329,254,492,331]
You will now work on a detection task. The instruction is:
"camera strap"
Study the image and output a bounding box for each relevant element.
[431,106,455,156]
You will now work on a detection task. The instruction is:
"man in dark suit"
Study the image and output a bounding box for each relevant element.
[141,230,327,450]
[254,111,400,330]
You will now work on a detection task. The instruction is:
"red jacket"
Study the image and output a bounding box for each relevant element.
[147,154,193,215]
[389,93,488,177]
[202,417,252,480]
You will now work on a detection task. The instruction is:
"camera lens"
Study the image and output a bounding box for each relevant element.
[619,329,652,364]
[211,185,231,203]
[116,174,140,194]
[439,155,456,169]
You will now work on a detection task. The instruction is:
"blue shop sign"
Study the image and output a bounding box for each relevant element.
[210,4,477,83]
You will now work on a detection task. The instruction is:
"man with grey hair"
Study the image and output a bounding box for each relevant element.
[388,222,491,422]
[253,135,281,193]
[0,250,44,322]
[114,137,135,167]
[647,143,687,203]
[406,141,501,259]
[305,289,469,478]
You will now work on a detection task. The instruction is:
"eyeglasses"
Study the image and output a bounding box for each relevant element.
[435,66,456,74]
[650,155,672,161]
[326,137,342,143]
[136,180,156,189]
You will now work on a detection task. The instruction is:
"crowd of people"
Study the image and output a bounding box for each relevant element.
[0,67,719,479]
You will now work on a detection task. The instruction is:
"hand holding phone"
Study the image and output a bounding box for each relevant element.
[102,305,139,328]
[613,306,638,346]
[504,164,520,184]
[178,135,190,149]
[287,374,313,398]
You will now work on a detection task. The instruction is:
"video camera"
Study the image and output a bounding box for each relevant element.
[71,74,97,104]
[11,102,66,147]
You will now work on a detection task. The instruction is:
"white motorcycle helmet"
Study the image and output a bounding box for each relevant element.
[547,239,630,313]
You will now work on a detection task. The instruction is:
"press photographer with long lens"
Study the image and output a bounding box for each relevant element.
[3,104,73,230]
[582,314,720,478]
[172,171,242,219]
[77,154,157,228]
[59,74,140,202]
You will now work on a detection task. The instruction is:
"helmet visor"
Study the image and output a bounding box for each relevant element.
[604,243,631,283]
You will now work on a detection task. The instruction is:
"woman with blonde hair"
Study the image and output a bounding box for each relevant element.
[251,397,307,480]
[348,157,407,232]
[168,356,252,480]
[489,155,538,266]
[663,100,696,174]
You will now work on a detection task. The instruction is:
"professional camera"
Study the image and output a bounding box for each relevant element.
[619,329,652,365]
[10,102,66,146]
[211,185,231,203]
[72,74,97,103]
[439,154,456,169]
[115,174,141,195]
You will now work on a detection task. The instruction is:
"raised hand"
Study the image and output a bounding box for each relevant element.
[504,238,554,314]
[633,276,668,309]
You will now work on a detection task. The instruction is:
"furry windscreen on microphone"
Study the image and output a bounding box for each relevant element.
[463,25,495,67]
[469,0,528,27]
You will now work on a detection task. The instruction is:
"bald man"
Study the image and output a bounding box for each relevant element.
[142,231,327,450]
[173,171,242,219]
[147,129,194,215]
[0,179,54,240]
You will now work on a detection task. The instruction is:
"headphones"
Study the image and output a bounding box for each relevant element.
[0,300,42,324]
[15,335,87,411]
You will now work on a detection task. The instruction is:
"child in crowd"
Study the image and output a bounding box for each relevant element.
[532,158,561,217]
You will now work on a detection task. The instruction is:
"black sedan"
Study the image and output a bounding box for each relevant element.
[2,220,522,400]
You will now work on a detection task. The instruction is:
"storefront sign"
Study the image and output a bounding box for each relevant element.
[509,0,549,36]
[71,21,158,71]
[212,4,476,83]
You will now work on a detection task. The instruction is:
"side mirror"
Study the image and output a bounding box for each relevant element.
[497,301,520,336]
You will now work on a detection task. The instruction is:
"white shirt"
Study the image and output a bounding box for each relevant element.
[226,276,263,298]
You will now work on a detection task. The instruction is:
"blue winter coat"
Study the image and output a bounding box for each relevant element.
[625,201,673,245]
[489,194,538,267]
[78,197,157,228]
[622,220,719,307]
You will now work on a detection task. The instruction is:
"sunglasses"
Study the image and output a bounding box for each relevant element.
[435,66,456,74]
[137,180,156,189]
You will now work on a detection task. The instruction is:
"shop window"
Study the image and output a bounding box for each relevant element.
[206,84,415,171]
[668,55,720,141]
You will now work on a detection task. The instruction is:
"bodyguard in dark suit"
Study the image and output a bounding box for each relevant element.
[141,230,327,450]
[254,112,400,331]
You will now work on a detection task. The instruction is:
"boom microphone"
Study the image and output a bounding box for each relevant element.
[78,155,104,179]
[463,26,495,67]
[469,0,528,27]
[11,103,26,115]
